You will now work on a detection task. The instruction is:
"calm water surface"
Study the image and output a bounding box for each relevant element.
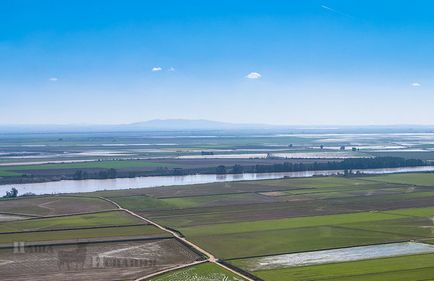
[1,166,433,195]
[241,242,434,271]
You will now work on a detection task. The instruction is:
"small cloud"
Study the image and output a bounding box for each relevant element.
[168,67,175,72]
[49,77,58,82]
[152,67,162,72]
[246,72,262,79]
[411,82,421,87]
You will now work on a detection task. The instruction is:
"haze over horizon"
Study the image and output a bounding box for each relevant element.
[2,118,434,130]
[2,0,434,125]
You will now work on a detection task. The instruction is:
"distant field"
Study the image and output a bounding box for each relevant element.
[141,198,434,260]
[0,160,179,171]
[142,176,434,229]
[140,180,315,198]
[0,210,143,233]
[0,224,168,244]
[160,192,279,209]
[144,202,325,228]
[145,197,390,228]
[176,205,434,259]
[249,253,434,281]
[189,225,411,259]
[385,206,434,217]
[250,176,376,189]
[0,196,114,216]
[109,195,172,210]
[179,211,404,237]
[372,151,434,160]
[150,262,246,281]
[0,170,22,177]
[366,173,434,186]
[138,174,434,278]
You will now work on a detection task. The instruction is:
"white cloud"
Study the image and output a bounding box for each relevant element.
[411,82,421,87]
[246,72,262,79]
[49,77,58,82]
[168,67,175,72]
[152,67,162,72]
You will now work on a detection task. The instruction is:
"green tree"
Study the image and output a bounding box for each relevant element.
[216,165,227,174]
[232,164,244,174]
[4,187,18,198]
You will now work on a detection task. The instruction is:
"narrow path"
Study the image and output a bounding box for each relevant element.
[37,200,59,216]
[99,197,255,281]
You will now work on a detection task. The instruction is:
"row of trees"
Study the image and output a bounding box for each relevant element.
[52,157,427,181]
[73,168,117,180]
[216,157,425,174]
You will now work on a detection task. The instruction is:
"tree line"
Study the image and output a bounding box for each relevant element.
[216,157,426,174]
[72,157,426,179]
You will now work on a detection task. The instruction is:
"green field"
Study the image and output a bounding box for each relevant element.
[0,224,168,244]
[0,210,143,233]
[150,262,246,281]
[192,225,412,259]
[109,195,172,210]
[0,160,178,171]
[2,172,434,280]
[186,215,434,259]
[366,173,434,186]
[249,253,434,281]
[0,170,22,177]
[5,121,434,280]
[176,206,434,258]
[250,176,377,189]
[179,211,405,237]
[160,193,275,209]
[385,206,434,217]
[0,196,114,216]
[132,175,434,260]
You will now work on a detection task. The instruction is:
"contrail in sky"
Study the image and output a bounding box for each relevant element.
[321,4,353,18]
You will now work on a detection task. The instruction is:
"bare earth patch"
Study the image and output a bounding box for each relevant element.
[259,191,287,197]
[0,238,201,281]
[0,196,114,216]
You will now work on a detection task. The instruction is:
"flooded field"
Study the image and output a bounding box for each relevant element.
[236,242,434,271]
[177,153,268,159]
[272,152,369,159]
[177,151,369,159]
[2,131,434,165]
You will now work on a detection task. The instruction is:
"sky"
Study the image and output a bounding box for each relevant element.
[1,0,434,126]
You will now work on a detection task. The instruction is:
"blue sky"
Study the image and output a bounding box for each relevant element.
[1,0,434,125]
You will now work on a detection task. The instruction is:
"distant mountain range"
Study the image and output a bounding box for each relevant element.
[1,119,434,133]
[0,119,275,133]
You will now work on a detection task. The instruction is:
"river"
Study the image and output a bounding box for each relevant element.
[1,166,433,195]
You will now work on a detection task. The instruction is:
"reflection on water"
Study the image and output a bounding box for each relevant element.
[1,166,433,195]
